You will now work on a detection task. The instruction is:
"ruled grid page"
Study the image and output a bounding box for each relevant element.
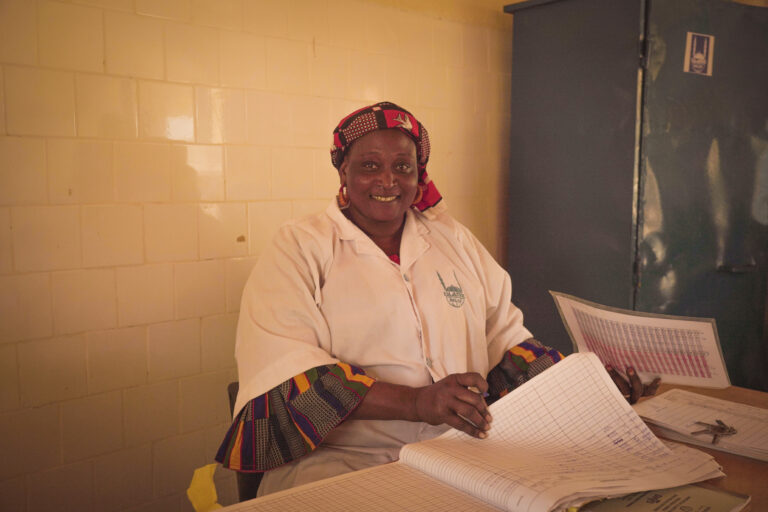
[634,388,768,461]
[399,353,722,512]
[222,461,502,512]
[551,292,730,388]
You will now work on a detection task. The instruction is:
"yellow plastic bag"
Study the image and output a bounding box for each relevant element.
[186,463,223,512]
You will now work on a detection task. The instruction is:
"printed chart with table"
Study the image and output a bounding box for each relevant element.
[551,291,730,388]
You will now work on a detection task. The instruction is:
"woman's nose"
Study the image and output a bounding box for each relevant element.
[378,168,396,187]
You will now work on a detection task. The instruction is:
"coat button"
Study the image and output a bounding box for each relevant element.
[425,357,433,368]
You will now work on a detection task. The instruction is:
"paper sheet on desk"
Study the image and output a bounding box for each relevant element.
[580,482,750,512]
[634,389,768,461]
[551,291,730,388]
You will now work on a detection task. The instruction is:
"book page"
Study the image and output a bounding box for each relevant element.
[219,461,502,512]
[634,388,768,461]
[399,353,723,512]
[551,291,730,388]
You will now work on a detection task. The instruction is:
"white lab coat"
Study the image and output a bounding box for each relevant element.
[234,200,533,495]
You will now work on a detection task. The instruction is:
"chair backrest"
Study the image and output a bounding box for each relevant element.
[227,381,239,415]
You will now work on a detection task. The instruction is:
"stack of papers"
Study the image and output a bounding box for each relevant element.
[634,389,768,461]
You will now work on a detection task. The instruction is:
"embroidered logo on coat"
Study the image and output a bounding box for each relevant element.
[436,271,465,308]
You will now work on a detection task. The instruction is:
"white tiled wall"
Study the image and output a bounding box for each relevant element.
[0,0,513,509]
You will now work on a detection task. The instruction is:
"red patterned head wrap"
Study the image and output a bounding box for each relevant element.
[331,101,442,212]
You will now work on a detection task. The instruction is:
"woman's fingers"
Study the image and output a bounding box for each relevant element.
[445,413,488,438]
[643,376,661,397]
[454,372,490,395]
[449,397,490,438]
[606,364,631,397]
[606,365,662,404]
[627,367,643,404]
[415,373,492,438]
[453,373,492,423]
[454,399,490,429]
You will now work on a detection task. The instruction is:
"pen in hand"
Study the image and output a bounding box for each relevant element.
[465,386,493,436]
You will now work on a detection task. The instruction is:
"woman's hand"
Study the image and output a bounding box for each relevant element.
[606,365,661,404]
[351,373,492,439]
[414,373,492,439]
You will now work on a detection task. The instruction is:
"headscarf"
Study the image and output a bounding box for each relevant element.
[330,101,442,212]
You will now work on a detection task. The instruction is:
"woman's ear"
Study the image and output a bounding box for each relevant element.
[339,159,348,186]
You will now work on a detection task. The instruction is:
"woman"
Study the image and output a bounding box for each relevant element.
[215,102,650,497]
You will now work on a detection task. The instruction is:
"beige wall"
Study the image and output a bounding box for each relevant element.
[0,0,513,510]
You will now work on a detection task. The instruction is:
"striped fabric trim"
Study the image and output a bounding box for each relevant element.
[336,362,375,387]
[293,373,310,393]
[215,363,374,472]
[487,339,563,404]
[509,339,548,362]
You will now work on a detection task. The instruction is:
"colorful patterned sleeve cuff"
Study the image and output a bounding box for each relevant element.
[215,363,374,472]
[486,339,563,404]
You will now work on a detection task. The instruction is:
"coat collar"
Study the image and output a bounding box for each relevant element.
[325,200,430,268]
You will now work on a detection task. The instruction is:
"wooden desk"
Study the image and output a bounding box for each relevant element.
[648,384,768,511]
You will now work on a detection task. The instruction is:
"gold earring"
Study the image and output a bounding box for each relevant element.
[411,185,423,206]
[337,185,350,210]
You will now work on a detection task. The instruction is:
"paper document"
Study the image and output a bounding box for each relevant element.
[580,483,750,512]
[551,291,730,388]
[634,388,768,462]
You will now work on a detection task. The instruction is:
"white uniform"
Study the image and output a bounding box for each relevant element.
[234,200,533,495]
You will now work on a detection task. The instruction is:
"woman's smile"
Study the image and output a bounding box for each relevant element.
[371,194,399,202]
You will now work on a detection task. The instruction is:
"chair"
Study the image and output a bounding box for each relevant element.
[226,381,264,502]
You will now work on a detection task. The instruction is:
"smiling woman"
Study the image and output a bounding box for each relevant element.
[215,101,564,499]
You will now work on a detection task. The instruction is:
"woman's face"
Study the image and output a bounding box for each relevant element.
[340,129,419,234]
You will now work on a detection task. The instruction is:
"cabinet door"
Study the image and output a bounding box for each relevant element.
[505,0,642,355]
[637,0,768,390]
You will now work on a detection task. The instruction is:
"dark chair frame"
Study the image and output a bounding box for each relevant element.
[226,381,264,502]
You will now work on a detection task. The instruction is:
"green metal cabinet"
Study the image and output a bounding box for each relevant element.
[503,0,768,390]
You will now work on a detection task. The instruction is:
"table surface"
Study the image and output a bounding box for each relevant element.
[647,383,768,511]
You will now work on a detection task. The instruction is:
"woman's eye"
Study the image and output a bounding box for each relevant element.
[362,161,378,170]
[395,163,412,173]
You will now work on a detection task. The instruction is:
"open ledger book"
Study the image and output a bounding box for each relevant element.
[223,353,722,512]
